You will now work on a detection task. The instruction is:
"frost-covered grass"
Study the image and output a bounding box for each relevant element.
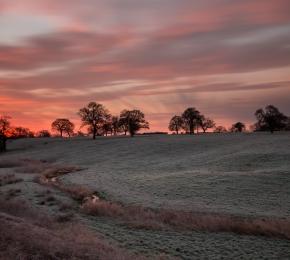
[1,133,290,259]
[5,132,289,217]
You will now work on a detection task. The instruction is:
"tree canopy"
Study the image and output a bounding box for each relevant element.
[181,108,201,134]
[51,118,75,137]
[120,109,149,137]
[255,105,288,133]
[78,102,110,139]
[168,115,183,134]
[230,122,246,133]
[198,116,215,133]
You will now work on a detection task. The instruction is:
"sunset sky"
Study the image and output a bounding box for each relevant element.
[0,0,290,132]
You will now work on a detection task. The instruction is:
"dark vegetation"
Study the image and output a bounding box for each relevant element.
[169,108,215,134]
[0,104,289,152]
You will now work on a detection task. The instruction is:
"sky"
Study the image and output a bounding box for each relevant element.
[0,0,290,132]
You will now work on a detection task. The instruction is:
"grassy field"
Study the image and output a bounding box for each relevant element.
[1,133,290,259]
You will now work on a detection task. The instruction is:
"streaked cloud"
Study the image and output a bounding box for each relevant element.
[0,0,289,131]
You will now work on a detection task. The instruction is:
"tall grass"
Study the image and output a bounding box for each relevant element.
[0,199,142,260]
[82,200,290,239]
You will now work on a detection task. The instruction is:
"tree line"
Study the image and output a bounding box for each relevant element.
[1,103,289,152]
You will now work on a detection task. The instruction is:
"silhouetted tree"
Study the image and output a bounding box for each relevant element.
[168,115,183,134]
[214,126,227,133]
[255,105,288,133]
[230,122,246,133]
[118,117,129,135]
[182,107,200,134]
[102,120,112,136]
[0,116,11,152]
[111,116,120,135]
[78,102,110,139]
[198,116,215,133]
[119,109,149,137]
[76,131,85,137]
[11,127,34,138]
[51,118,75,137]
[37,130,51,138]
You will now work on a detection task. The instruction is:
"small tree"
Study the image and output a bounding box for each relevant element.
[182,107,200,134]
[255,105,288,133]
[214,126,227,133]
[119,109,149,137]
[168,115,183,134]
[51,118,75,137]
[230,122,246,133]
[37,130,51,138]
[11,127,34,138]
[78,102,110,139]
[198,116,215,133]
[0,116,11,152]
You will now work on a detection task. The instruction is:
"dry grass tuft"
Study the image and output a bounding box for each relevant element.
[0,199,142,260]
[81,200,290,240]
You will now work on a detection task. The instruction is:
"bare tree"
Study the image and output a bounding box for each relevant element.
[51,118,75,137]
[198,116,215,133]
[168,115,183,134]
[78,102,110,139]
[255,105,288,133]
[230,122,246,133]
[119,109,149,137]
[182,108,200,135]
[0,116,11,152]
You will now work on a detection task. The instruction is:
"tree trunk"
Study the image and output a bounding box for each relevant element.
[60,130,63,137]
[0,137,6,152]
[93,128,96,139]
[189,124,194,135]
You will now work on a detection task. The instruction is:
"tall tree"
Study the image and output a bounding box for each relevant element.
[182,107,200,135]
[119,109,149,137]
[255,105,288,133]
[230,122,246,133]
[198,116,215,133]
[78,102,110,139]
[0,116,11,152]
[168,115,183,134]
[51,118,75,137]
